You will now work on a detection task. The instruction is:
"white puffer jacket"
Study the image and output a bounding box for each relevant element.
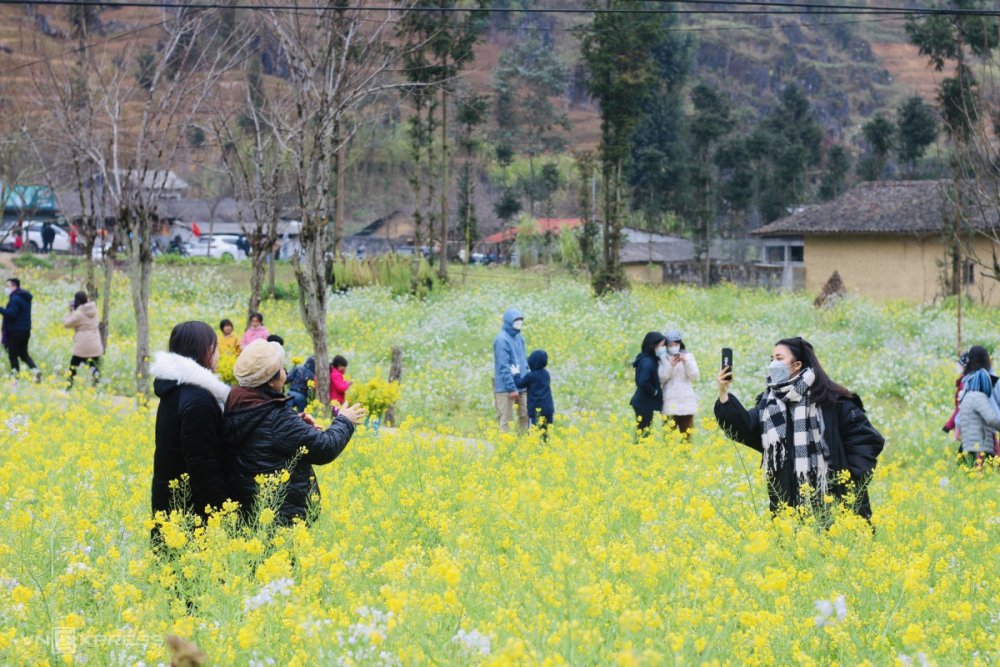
[658,352,700,416]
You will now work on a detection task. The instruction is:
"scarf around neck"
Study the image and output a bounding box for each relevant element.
[760,367,829,500]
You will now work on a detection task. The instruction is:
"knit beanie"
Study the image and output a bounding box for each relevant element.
[234,340,285,388]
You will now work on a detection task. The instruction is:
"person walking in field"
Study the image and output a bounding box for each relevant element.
[63,291,103,388]
[957,368,1000,468]
[224,340,366,525]
[658,329,699,438]
[714,336,884,521]
[150,321,232,530]
[1,277,40,381]
[41,222,56,253]
[631,331,666,435]
[241,312,270,349]
[493,307,529,432]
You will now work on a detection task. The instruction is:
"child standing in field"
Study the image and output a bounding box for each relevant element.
[217,319,241,358]
[330,355,352,408]
[512,349,554,430]
[241,312,270,349]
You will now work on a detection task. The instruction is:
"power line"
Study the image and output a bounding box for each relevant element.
[1,0,1000,17]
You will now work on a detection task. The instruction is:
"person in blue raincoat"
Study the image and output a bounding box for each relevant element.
[493,307,529,432]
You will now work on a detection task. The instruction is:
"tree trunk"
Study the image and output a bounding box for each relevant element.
[438,86,449,281]
[128,221,153,399]
[293,219,331,406]
[268,249,276,299]
[334,118,346,256]
[99,245,115,351]
[384,345,403,426]
[248,249,267,320]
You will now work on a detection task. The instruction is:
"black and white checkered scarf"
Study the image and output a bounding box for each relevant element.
[760,367,829,498]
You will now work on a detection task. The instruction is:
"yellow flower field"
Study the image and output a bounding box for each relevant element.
[0,265,998,665]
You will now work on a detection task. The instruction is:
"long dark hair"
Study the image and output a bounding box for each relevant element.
[777,336,852,406]
[169,321,217,369]
[73,291,89,309]
[965,345,992,375]
[641,331,666,357]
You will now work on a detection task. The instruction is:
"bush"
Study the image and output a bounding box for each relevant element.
[329,254,439,296]
[12,253,54,270]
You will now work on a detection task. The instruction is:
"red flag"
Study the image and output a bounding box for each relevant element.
[192,222,202,237]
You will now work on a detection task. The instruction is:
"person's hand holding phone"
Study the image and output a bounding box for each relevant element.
[718,347,734,403]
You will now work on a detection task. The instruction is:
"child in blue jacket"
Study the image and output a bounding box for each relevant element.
[512,349,554,429]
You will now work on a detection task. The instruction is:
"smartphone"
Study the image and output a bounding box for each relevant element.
[721,348,733,378]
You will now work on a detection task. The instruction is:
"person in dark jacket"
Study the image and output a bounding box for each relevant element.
[512,349,554,429]
[150,321,232,527]
[225,340,366,525]
[41,222,56,253]
[1,278,39,380]
[714,337,884,521]
[286,356,316,412]
[631,332,667,434]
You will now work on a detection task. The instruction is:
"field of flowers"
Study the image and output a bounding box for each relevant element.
[0,264,998,665]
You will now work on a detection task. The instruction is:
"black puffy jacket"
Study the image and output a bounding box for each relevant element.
[151,367,231,519]
[224,386,356,525]
[715,392,884,519]
[630,352,663,417]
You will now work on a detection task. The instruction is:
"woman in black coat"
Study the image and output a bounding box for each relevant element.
[631,331,667,434]
[149,321,232,525]
[714,337,884,520]
[224,340,367,526]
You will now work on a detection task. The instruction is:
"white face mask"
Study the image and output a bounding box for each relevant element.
[655,346,667,359]
[768,359,792,384]
[512,320,523,332]
[667,345,681,356]
[4,287,12,296]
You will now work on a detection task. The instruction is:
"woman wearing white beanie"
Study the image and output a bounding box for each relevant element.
[224,340,366,525]
[658,329,700,438]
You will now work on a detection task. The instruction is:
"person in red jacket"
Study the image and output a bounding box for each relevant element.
[329,355,352,407]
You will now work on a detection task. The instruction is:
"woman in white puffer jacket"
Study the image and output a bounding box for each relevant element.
[658,329,699,437]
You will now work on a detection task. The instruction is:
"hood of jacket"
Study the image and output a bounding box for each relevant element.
[501,307,523,337]
[76,301,98,320]
[12,288,32,304]
[223,386,289,443]
[633,351,655,368]
[150,351,231,409]
[528,349,548,371]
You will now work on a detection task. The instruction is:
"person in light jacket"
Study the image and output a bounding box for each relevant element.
[957,368,1000,468]
[493,307,529,432]
[658,329,699,437]
[63,291,104,387]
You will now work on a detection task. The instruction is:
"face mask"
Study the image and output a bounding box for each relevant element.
[4,288,11,296]
[512,320,523,331]
[768,359,791,384]
[667,345,681,356]
[655,346,667,359]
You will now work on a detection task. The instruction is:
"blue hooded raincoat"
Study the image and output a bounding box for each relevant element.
[493,307,529,393]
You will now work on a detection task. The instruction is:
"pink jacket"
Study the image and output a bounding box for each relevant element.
[330,367,352,406]
[241,326,270,349]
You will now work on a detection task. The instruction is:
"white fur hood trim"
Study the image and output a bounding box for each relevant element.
[150,351,231,409]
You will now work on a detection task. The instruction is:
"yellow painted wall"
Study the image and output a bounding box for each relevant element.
[804,234,1000,305]
[624,263,663,284]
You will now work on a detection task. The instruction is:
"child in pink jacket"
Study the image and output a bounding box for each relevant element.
[330,355,352,407]
[241,312,270,349]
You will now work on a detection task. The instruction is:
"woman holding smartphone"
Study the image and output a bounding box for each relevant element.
[658,329,699,437]
[714,337,884,521]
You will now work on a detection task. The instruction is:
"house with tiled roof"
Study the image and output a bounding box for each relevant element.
[753,180,1000,304]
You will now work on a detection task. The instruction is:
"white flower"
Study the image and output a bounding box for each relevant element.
[452,628,492,656]
[243,578,294,613]
[833,595,847,620]
[938,477,950,489]
[898,654,912,666]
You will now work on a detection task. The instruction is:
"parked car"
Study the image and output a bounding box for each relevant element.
[0,221,71,253]
[184,234,247,261]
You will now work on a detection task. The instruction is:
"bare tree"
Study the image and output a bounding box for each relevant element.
[211,55,286,322]
[250,1,411,406]
[29,7,251,397]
